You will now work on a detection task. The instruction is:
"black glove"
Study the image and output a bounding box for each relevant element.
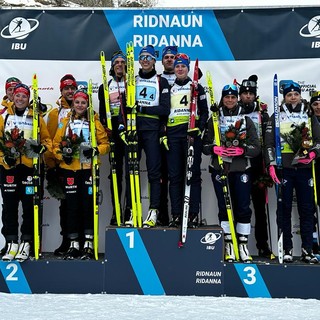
[63,155,73,165]
[83,147,99,159]
[30,97,47,113]
[187,127,201,138]
[4,155,16,167]
[30,143,47,154]
[210,103,219,112]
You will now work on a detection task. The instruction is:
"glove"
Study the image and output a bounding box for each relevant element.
[268,165,280,184]
[30,97,47,113]
[83,147,99,159]
[187,127,201,138]
[118,124,128,145]
[213,146,227,157]
[30,143,47,154]
[160,136,169,151]
[224,146,244,157]
[4,155,16,167]
[297,151,316,165]
[213,146,244,157]
[63,155,73,165]
[210,103,219,112]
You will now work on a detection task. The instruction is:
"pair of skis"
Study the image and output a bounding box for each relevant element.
[100,43,142,229]
[179,59,199,247]
[273,74,284,264]
[126,41,142,228]
[88,79,100,260]
[32,74,41,260]
[100,51,122,226]
[205,71,240,260]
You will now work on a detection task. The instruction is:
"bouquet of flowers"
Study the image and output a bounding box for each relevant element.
[223,119,246,147]
[0,126,26,158]
[280,122,312,163]
[58,127,85,158]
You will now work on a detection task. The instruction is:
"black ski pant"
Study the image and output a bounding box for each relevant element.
[250,154,270,250]
[62,169,93,240]
[0,165,34,242]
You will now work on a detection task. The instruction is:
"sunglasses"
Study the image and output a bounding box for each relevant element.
[174,53,190,62]
[222,84,238,91]
[164,55,175,60]
[139,55,154,61]
[241,80,256,87]
[7,77,20,83]
[279,80,300,93]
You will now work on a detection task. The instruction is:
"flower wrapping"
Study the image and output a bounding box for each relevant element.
[0,126,26,158]
[58,126,85,158]
[223,119,246,148]
[280,122,312,164]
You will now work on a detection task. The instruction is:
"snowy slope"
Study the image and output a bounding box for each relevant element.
[2,293,320,320]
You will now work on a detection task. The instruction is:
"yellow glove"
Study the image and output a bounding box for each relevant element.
[160,136,169,151]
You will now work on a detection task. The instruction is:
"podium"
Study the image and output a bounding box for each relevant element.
[1,226,320,299]
[104,226,224,296]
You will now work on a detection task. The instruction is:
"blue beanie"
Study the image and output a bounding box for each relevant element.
[162,46,178,59]
[174,53,190,70]
[139,45,156,59]
[283,83,301,97]
[111,51,126,66]
[222,84,238,98]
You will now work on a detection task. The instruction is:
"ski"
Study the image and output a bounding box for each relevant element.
[100,51,121,226]
[257,100,275,259]
[310,118,320,252]
[179,58,198,247]
[273,74,284,264]
[88,79,99,260]
[32,74,41,260]
[126,41,142,227]
[205,71,239,260]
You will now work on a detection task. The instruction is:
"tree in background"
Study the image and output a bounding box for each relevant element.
[0,0,157,8]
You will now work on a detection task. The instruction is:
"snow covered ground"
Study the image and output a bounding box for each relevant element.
[2,293,320,320]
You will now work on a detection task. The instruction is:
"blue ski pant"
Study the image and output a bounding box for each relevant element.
[137,130,162,209]
[211,169,252,225]
[167,135,202,217]
[280,167,315,251]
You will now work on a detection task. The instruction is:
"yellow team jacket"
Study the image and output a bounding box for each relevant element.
[45,97,72,169]
[53,113,109,171]
[0,105,53,170]
[47,96,71,139]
